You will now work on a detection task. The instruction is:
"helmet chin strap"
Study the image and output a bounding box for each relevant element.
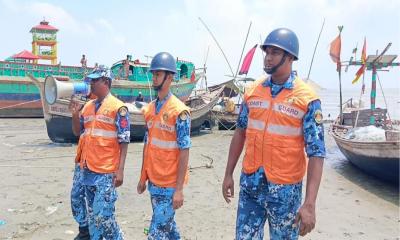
[264,53,287,75]
[153,72,169,91]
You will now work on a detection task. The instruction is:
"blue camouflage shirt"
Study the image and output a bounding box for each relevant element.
[237,72,325,158]
[143,92,191,149]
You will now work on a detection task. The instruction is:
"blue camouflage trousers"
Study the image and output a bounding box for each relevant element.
[148,182,180,240]
[236,168,302,240]
[71,164,88,227]
[84,169,123,240]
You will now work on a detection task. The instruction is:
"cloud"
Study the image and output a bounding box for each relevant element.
[96,18,114,32]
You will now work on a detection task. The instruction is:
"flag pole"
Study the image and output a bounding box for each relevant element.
[306,18,325,80]
[337,26,344,124]
[198,17,235,77]
[235,22,252,80]
[354,36,366,128]
[229,21,252,98]
[338,65,343,124]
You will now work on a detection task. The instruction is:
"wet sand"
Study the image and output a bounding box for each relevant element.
[0,119,398,239]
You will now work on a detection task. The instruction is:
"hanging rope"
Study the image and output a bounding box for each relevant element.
[0,99,41,110]
[354,72,366,128]
[376,72,393,129]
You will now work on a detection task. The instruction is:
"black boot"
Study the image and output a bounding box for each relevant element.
[74,226,90,240]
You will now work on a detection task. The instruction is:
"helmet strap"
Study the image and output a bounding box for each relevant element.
[153,71,169,91]
[264,53,287,75]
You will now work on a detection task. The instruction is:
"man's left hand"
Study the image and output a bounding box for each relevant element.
[172,190,184,209]
[113,169,124,187]
[295,203,316,236]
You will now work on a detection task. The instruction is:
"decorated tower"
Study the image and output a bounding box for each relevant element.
[30,19,58,65]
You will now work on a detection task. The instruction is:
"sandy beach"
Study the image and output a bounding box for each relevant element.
[0,118,398,240]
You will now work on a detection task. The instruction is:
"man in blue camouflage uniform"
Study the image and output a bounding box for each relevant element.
[70,66,130,240]
[222,28,325,240]
[142,95,191,239]
[137,52,191,240]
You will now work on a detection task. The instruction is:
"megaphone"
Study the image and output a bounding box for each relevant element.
[44,76,90,105]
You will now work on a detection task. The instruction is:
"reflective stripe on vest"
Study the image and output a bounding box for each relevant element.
[267,124,302,136]
[83,128,118,138]
[151,137,178,149]
[248,118,266,130]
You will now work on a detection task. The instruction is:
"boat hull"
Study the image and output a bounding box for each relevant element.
[336,141,399,183]
[45,111,213,143]
[45,115,149,142]
[0,77,196,117]
[0,99,43,117]
[331,126,399,184]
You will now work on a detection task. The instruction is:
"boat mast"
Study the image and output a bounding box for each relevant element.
[347,42,399,125]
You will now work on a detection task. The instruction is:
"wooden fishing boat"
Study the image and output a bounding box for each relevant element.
[30,75,222,142]
[329,47,400,184]
[329,108,399,183]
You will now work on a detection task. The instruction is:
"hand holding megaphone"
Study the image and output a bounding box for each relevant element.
[69,96,83,116]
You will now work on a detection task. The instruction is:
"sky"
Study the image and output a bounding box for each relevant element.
[1,0,399,90]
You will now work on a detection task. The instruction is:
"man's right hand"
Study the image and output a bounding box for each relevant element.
[222,175,234,203]
[137,181,146,194]
[69,98,82,116]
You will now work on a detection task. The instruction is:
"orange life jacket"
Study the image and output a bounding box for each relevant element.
[243,76,318,184]
[79,94,125,173]
[75,94,97,163]
[141,94,190,188]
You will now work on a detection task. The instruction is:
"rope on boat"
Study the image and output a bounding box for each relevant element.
[354,72,366,128]
[376,72,393,129]
[0,99,41,110]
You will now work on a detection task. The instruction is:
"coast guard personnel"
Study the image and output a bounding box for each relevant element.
[137,52,191,239]
[222,28,326,239]
[70,65,130,240]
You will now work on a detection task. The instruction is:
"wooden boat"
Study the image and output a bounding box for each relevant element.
[329,108,399,184]
[209,79,242,130]
[30,75,222,142]
[328,42,400,184]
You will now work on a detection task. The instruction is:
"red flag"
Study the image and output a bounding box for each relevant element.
[239,44,257,75]
[329,34,341,72]
[352,37,367,84]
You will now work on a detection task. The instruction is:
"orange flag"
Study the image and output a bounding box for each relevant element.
[329,35,341,63]
[352,37,367,84]
[361,37,367,64]
[329,26,343,72]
